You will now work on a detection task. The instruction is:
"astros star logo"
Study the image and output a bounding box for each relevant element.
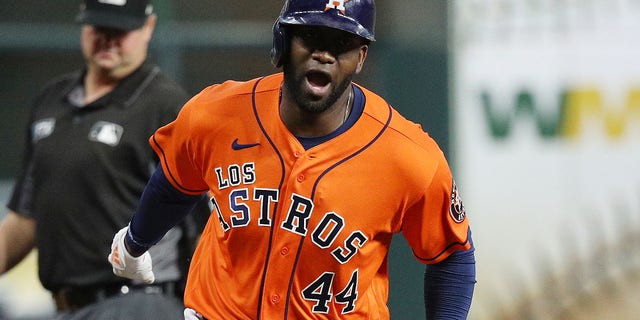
[325,0,349,14]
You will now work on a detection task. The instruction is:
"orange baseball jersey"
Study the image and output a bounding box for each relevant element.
[150,73,470,319]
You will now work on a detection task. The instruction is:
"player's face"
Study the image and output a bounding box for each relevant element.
[283,25,368,113]
[81,15,156,80]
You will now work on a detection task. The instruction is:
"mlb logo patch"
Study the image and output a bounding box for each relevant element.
[89,121,124,146]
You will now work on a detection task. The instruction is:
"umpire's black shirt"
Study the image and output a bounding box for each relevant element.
[8,61,190,292]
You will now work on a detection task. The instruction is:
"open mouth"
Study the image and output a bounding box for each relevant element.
[306,71,331,88]
[306,70,331,99]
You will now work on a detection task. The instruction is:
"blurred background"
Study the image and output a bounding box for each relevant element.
[0,0,638,319]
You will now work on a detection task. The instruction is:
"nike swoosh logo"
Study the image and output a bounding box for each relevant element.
[232,138,260,150]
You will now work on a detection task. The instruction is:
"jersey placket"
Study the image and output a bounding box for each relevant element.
[261,147,314,319]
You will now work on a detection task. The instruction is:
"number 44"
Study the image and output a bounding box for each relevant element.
[301,269,359,314]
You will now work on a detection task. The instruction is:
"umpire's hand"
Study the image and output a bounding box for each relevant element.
[108,226,155,284]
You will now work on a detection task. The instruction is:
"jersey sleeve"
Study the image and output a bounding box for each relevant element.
[149,93,210,195]
[402,149,471,264]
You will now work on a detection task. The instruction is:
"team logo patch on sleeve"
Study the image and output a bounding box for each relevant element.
[449,180,466,223]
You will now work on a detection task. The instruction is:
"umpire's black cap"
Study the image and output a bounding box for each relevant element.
[76,0,153,31]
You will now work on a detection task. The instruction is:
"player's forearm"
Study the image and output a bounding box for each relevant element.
[125,166,206,256]
[0,211,36,274]
[424,229,476,319]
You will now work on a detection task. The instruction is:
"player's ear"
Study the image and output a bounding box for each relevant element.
[354,44,368,74]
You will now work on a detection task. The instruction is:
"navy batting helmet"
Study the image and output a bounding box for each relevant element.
[271,0,376,67]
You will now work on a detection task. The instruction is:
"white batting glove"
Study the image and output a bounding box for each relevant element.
[108,226,155,284]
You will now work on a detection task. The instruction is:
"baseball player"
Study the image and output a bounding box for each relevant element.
[108,0,476,319]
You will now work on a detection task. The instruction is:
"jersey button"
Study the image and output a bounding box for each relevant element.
[297,174,304,182]
[280,247,289,255]
[271,294,280,303]
[294,151,302,158]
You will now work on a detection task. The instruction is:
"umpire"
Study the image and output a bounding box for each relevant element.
[0,0,207,319]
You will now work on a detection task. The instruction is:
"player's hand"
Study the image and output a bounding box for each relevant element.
[108,226,155,284]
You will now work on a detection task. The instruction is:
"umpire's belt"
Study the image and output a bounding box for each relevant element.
[53,281,178,312]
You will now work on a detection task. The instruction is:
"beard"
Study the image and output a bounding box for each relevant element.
[283,64,353,114]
